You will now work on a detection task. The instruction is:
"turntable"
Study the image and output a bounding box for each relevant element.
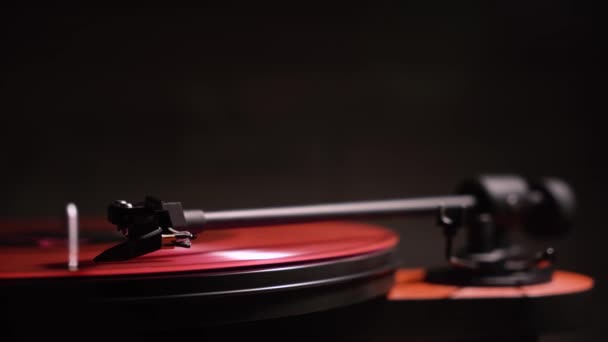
[0,175,594,341]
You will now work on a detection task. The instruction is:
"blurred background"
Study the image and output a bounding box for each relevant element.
[0,3,600,341]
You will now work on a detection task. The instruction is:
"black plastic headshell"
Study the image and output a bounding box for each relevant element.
[94,196,194,262]
[107,196,188,238]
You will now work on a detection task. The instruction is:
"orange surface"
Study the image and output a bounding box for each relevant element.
[388,268,594,300]
[0,219,398,279]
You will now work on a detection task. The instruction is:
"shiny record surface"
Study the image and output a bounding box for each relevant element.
[0,219,397,279]
[0,218,398,332]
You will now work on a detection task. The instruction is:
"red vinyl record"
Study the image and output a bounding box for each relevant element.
[0,218,398,279]
[0,218,399,335]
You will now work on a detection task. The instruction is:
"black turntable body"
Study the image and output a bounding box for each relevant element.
[0,175,596,341]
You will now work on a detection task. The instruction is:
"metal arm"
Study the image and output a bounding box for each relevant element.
[183,195,476,231]
[94,195,476,262]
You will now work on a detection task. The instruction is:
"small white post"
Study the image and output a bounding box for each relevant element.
[66,203,79,271]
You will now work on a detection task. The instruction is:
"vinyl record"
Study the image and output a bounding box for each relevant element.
[0,218,398,338]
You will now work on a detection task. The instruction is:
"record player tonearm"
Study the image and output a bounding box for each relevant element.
[97,175,574,287]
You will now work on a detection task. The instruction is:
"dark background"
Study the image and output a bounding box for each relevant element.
[0,3,601,341]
